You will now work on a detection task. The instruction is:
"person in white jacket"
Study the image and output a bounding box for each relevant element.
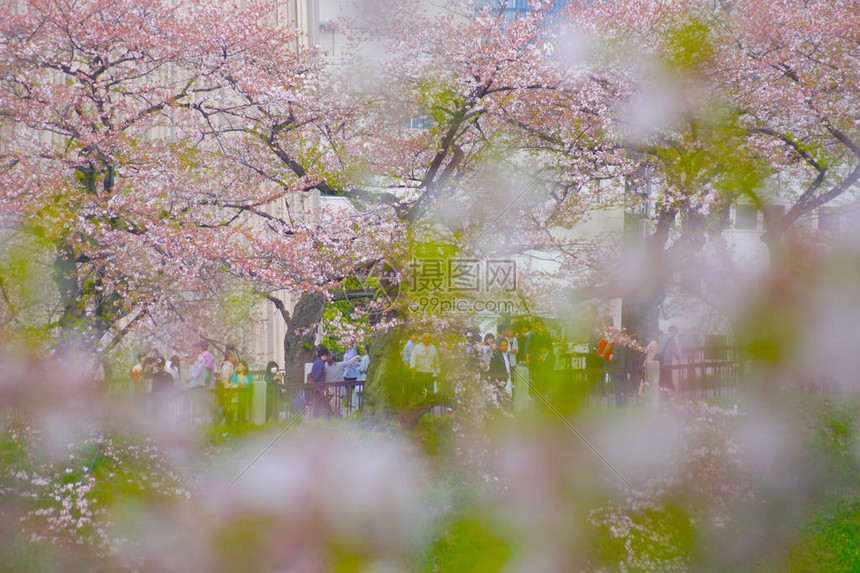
[184,341,213,419]
[410,333,440,395]
[352,348,370,411]
[185,342,212,389]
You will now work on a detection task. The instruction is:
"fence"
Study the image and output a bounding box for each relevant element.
[1,351,742,427]
[553,347,743,407]
[177,374,366,425]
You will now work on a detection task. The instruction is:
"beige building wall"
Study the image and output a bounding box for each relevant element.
[243,187,321,369]
[229,0,322,368]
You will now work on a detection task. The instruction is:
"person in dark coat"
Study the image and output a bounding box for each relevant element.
[306,347,334,419]
[264,360,283,422]
[487,338,513,409]
[606,343,629,407]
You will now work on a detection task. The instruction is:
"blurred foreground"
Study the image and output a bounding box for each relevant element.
[3,352,860,572]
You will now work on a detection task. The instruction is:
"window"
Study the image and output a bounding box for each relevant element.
[405,114,432,130]
[818,207,840,232]
[734,204,758,230]
[623,212,646,241]
[480,0,530,18]
[761,204,785,226]
[479,0,567,19]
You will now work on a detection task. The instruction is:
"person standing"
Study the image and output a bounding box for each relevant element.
[410,332,440,396]
[140,356,157,395]
[532,320,552,359]
[150,356,173,414]
[324,352,346,383]
[343,346,360,384]
[596,317,627,406]
[530,343,556,400]
[657,326,682,392]
[517,321,532,367]
[343,345,360,412]
[165,355,181,389]
[505,325,519,367]
[218,349,238,386]
[217,349,238,424]
[463,329,486,376]
[201,344,214,388]
[482,333,497,369]
[264,361,283,422]
[529,320,554,396]
[308,347,327,384]
[185,341,214,420]
[185,342,210,389]
[597,324,628,408]
[230,360,252,387]
[487,338,513,408]
[306,347,334,419]
[586,316,605,397]
[130,353,146,393]
[231,360,252,423]
[597,316,615,365]
[402,333,419,368]
[323,352,347,416]
[353,347,370,412]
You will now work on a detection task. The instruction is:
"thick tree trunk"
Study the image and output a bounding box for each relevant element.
[54,243,82,340]
[619,208,675,345]
[619,208,709,346]
[282,291,327,384]
[621,287,663,345]
[364,327,407,412]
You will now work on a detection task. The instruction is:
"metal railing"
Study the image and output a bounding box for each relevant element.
[549,347,744,407]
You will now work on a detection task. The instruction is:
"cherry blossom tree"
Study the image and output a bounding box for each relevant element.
[5,0,854,380]
[134,0,607,385]
[0,0,349,359]
[547,0,860,342]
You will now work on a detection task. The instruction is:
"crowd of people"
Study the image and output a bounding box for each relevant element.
[588,319,686,406]
[129,342,284,424]
[305,345,370,418]
[130,340,373,424]
[129,319,686,423]
[392,321,558,409]
[401,318,687,410]
[464,320,558,407]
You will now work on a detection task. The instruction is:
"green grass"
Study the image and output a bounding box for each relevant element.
[777,495,860,572]
[419,512,513,573]
[741,393,860,572]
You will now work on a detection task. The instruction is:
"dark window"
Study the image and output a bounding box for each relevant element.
[735,205,758,230]
[762,204,785,225]
[479,0,567,18]
[624,213,646,241]
[819,208,840,232]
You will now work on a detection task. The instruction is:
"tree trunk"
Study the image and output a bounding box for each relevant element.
[621,286,663,345]
[282,291,327,384]
[619,208,675,345]
[365,327,407,412]
[54,244,82,339]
